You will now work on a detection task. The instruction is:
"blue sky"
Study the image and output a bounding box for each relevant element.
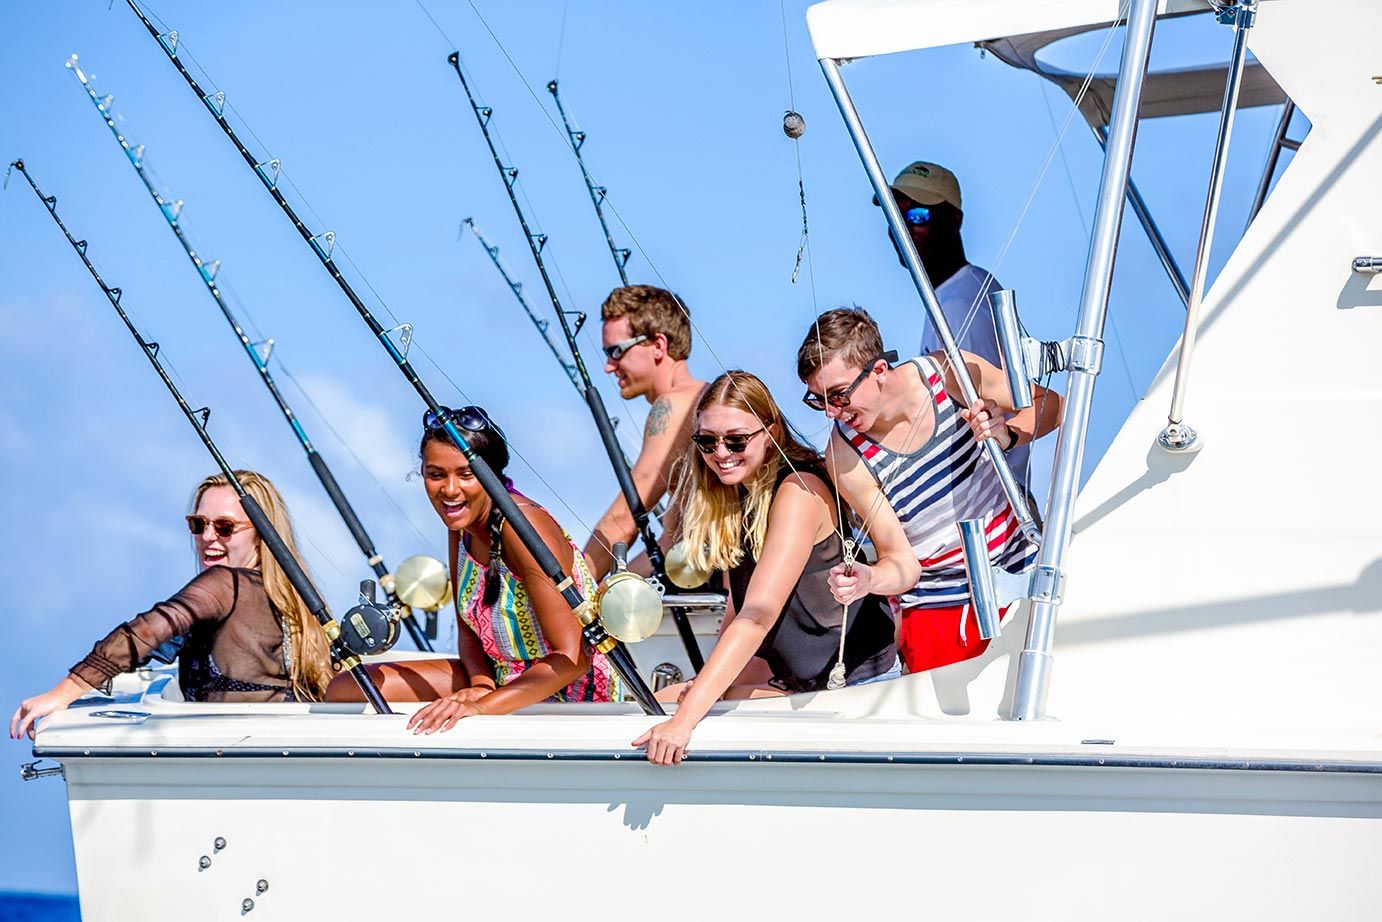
[0,1,1296,894]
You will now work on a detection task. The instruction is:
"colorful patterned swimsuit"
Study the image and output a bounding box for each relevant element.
[449,507,622,703]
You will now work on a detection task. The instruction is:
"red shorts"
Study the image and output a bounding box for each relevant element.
[897,603,1010,673]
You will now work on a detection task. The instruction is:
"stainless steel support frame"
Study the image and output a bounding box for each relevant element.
[1249,99,1297,222]
[1094,125,1191,308]
[819,58,1040,545]
[1160,0,1257,453]
[1010,0,1161,721]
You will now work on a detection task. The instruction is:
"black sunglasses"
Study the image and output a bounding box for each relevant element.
[691,428,766,455]
[423,405,499,436]
[602,334,649,361]
[802,350,898,411]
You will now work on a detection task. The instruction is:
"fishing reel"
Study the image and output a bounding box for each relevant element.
[338,580,401,657]
[393,554,452,611]
[596,543,664,643]
[391,554,451,639]
[664,539,712,590]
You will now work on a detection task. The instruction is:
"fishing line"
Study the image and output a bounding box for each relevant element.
[1038,79,1140,403]
[840,3,1130,565]
[274,358,440,550]
[553,0,570,79]
[944,0,1129,359]
[124,1,628,577]
[446,0,825,513]
[71,57,436,648]
[429,21,642,454]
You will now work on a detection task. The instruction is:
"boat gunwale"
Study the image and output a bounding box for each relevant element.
[32,744,1382,774]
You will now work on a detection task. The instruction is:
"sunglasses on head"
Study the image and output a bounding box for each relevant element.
[186,515,254,539]
[691,428,765,455]
[802,350,898,411]
[602,334,649,361]
[423,404,495,434]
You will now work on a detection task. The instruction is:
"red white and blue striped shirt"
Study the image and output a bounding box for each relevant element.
[838,356,1036,609]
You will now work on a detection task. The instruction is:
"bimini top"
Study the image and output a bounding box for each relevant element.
[980,19,1285,128]
[808,0,1225,60]
[805,0,1286,126]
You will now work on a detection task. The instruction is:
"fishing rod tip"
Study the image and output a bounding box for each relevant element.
[447,51,459,66]
[546,80,558,93]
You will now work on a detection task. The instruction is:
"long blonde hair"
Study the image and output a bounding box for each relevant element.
[192,471,334,701]
[672,371,821,573]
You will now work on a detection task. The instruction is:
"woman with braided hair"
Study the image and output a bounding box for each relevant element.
[328,405,621,730]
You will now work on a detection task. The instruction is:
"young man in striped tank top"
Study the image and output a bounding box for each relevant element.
[797,308,1063,675]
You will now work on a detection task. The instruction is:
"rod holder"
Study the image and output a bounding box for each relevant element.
[1353,257,1382,274]
[988,289,1033,410]
[957,519,1002,641]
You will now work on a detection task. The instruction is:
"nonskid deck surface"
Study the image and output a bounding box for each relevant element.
[32,673,1382,773]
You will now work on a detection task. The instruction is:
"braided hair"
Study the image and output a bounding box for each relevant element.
[419,407,513,607]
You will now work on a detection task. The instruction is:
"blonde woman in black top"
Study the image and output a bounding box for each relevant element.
[10,470,332,739]
[634,372,921,766]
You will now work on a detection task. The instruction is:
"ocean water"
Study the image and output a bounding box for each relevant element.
[0,893,80,921]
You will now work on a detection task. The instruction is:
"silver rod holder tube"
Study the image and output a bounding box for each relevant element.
[1353,257,1382,274]
[1093,125,1191,308]
[819,57,1039,545]
[957,519,1002,641]
[1161,1,1256,451]
[1011,0,1160,721]
[988,289,1033,410]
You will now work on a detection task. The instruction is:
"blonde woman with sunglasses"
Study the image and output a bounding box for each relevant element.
[634,372,921,766]
[11,471,333,739]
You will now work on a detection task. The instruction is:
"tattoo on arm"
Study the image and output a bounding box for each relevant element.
[646,397,672,437]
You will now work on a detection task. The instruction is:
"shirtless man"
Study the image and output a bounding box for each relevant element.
[584,285,707,580]
[797,308,1062,674]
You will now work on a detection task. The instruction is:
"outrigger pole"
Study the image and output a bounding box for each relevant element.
[546,80,632,285]
[10,160,392,715]
[121,1,664,715]
[66,56,435,654]
[448,52,706,672]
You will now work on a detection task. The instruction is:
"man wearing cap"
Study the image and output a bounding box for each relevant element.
[888,160,1031,489]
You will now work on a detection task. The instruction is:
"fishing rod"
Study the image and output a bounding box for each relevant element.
[461,217,580,393]
[462,217,649,476]
[122,0,664,715]
[448,53,706,671]
[546,80,632,285]
[10,160,393,715]
[447,52,707,671]
[65,55,436,653]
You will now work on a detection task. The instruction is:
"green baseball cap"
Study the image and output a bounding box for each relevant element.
[890,161,962,210]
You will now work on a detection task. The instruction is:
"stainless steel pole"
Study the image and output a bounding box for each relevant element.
[1160,0,1257,453]
[1249,99,1295,222]
[1093,125,1191,308]
[1010,0,1161,720]
[819,57,1040,544]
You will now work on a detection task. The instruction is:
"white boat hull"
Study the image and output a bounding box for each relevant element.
[36,678,1382,921]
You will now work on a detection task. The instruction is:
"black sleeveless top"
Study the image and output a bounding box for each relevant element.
[727,463,896,693]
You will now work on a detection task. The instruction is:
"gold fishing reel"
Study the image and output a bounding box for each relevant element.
[596,543,664,643]
[392,554,452,611]
[664,539,711,590]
